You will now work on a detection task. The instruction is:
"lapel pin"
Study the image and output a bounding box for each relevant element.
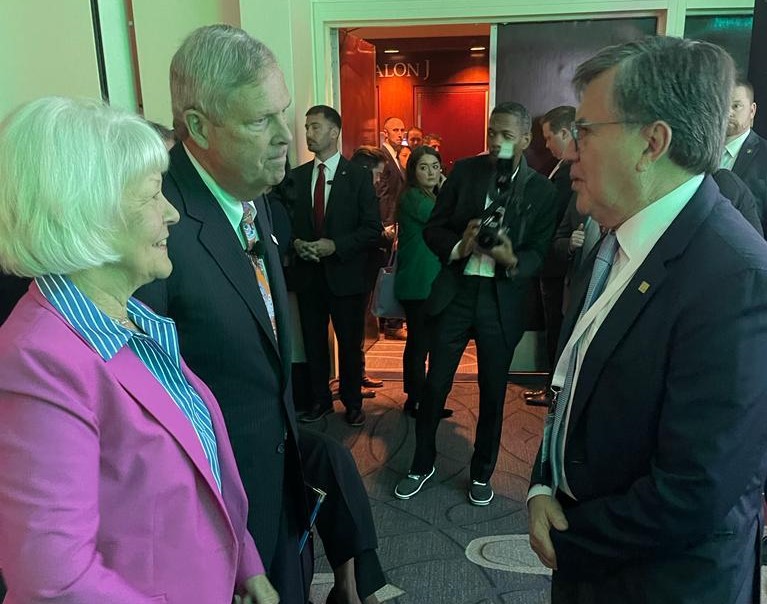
[638,281,650,293]
[746,148,753,154]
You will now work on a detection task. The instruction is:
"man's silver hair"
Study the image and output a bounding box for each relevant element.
[573,35,735,174]
[170,24,277,136]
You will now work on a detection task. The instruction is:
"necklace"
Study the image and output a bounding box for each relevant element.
[107,315,134,329]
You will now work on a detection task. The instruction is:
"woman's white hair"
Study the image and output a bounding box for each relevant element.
[0,96,169,277]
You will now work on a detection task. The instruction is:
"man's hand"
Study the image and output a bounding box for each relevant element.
[487,230,518,269]
[310,238,336,258]
[569,224,586,253]
[293,238,319,263]
[457,219,481,258]
[528,494,569,570]
[234,574,279,604]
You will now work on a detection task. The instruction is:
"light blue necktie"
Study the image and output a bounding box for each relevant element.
[548,231,619,493]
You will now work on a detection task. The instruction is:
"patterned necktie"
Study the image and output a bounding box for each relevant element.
[313,163,326,237]
[240,202,277,338]
[548,231,619,493]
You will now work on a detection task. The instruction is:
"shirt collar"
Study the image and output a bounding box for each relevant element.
[314,151,341,179]
[382,142,398,162]
[35,274,179,362]
[615,173,705,263]
[184,143,248,234]
[724,128,751,161]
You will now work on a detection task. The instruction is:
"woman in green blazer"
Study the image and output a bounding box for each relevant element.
[395,145,443,415]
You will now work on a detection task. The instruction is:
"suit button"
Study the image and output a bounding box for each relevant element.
[276,442,285,454]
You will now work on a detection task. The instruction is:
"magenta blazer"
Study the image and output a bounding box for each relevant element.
[0,286,264,603]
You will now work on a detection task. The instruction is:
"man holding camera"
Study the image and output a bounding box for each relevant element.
[394,102,557,505]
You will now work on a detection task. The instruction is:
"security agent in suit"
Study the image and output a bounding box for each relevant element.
[394,102,558,505]
[378,117,406,228]
[723,79,767,235]
[528,36,767,604]
[289,105,381,427]
[525,106,577,403]
[134,25,308,602]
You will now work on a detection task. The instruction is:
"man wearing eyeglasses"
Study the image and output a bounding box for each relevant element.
[722,78,767,237]
[527,37,767,604]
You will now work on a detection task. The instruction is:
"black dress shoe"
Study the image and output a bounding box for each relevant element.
[523,387,547,398]
[407,402,453,419]
[525,391,552,407]
[362,375,384,388]
[300,403,333,423]
[345,408,366,426]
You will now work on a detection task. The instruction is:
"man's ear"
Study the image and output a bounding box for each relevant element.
[183,109,211,150]
[637,120,672,171]
[519,131,532,151]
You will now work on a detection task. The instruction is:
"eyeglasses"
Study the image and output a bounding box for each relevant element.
[569,120,642,151]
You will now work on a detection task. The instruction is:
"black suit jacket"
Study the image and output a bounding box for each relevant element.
[532,176,767,602]
[287,156,381,296]
[135,143,306,568]
[732,130,767,235]
[377,146,404,227]
[712,169,763,236]
[540,161,574,279]
[423,154,557,349]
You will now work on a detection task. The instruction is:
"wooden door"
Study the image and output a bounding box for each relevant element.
[415,84,488,173]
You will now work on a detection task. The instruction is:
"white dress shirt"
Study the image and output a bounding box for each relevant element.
[720,129,751,170]
[311,151,341,212]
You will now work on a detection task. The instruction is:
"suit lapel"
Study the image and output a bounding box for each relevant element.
[292,161,315,238]
[107,348,231,517]
[325,156,349,222]
[566,177,720,435]
[169,146,280,357]
[732,131,759,176]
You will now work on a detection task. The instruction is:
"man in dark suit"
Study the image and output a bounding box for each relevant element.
[528,36,767,604]
[377,117,407,340]
[290,105,381,427]
[723,78,767,235]
[394,102,557,506]
[525,105,577,404]
[135,25,305,603]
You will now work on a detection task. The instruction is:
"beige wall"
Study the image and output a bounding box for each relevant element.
[131,0,240,126]
[0,0,101,119]
[0,0,754,133]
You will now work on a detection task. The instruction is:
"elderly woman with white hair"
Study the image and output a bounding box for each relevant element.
[0,97,278,604]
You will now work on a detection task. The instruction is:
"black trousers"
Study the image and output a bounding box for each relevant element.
[400,299,429,404]
[297,278,366,411]
[299,428,386,599]
[411,277,515,481]
[268,482,310,604]
[539,276,565,368]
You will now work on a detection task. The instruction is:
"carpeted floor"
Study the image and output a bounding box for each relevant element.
[307,339,553,603]
[308,338,767,604]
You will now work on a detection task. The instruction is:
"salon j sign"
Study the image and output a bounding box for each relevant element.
[376,60,431,80]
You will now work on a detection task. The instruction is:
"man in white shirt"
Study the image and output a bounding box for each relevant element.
[527,36,767,604]
[722,78,767,235]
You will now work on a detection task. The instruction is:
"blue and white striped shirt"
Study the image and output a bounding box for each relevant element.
[36,274,222,492]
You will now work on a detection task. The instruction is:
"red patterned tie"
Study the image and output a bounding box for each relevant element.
[313,163,326,237]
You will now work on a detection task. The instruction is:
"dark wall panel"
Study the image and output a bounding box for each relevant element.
[496,18,656,173]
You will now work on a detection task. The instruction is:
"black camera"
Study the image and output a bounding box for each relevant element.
[477,207,505,249]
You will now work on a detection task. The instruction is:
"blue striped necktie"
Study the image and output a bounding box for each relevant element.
[549,230,619,493]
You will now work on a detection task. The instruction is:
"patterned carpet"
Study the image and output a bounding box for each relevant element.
[307,348,553,604]
[309,339,767,603]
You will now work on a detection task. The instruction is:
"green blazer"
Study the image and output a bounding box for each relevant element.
[394,186,441,301]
